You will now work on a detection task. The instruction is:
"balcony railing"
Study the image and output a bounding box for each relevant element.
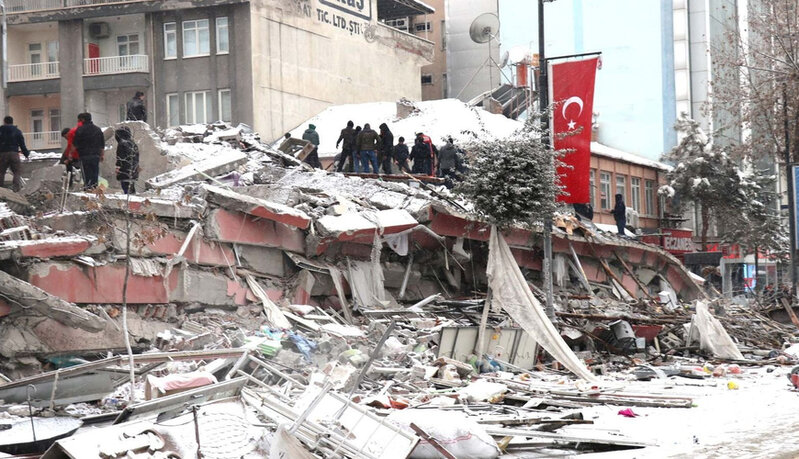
[23,131,62,151]
[6,0,151,14]
[83,55,149,76]
[8,62,60,82]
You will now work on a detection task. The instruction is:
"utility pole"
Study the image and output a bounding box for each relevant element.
[537,0,555,320]
[784,84,797,297]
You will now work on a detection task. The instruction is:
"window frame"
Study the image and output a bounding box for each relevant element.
[630,177,641,213]
[599,171,611,209]
[184,90,211,124]
[117,34,140,56]
[218,89,231,122]
[166,93,179,127]
[589,169,596,208]
[644,180,655,216]
[414,22,431,32]
[164,22,177,59]
[182,19,210,58]
[216,17,229,54]
[421,74,433,85]
[616,174,627,204]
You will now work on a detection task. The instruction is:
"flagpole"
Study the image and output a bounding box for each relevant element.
[537,0,556,321]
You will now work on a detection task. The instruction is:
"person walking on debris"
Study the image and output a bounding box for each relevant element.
[115,126,139,195]
[437,137,459,187]
[125,91,147,122]
[352,125,363,172]
[378,123,394,174]
[357,123,380,173]
[410,136,430,174]
[613,193,626,235]
[301,124,322,169]
[416,132,438,176]
[0,116,30,192]
[72,113,105,190]
[335,120,356,172]
[393,136,411,173]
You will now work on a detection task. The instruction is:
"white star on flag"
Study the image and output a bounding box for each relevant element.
[567,120,576,130]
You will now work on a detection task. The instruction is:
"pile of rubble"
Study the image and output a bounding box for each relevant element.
[0,121,796,457]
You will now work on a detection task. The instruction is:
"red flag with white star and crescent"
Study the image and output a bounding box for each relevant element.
[549,57,599,204]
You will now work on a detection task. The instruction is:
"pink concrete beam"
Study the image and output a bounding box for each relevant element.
[14,238,93,259]
[143,229,236,267]
[205,209,305,253]
[203,184,311,229]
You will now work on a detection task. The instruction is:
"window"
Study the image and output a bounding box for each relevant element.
[216,17,229,53]
[384,18,408,32]
[166,93,179,127]
[30,109,44,145]
[183,19,210,57]
[630,177,641,212]
[185,91,211,124]
[218,89,231,122]
[600,172,611,209]
[589,169,596,208]
[645,180,655,215]
[415,22,431,32]
[616,174,626,202]
[49,109,60,133]
[117,34,140,56]
[29,43,42,76]
[164,22,177,58]
[421,74,433,85]
[46,41,58,75]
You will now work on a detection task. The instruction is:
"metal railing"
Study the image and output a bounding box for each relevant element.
[83,54,148,75]
[23,131,61,150]
[5,0,151,14]
[8,62,60,82]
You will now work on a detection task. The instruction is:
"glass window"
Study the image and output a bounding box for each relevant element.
[218,89,231,122]
[216,17,229,53]
[616,174,626,203]
[630,177,641,212]
[117,34,140,56]
[185,91,211,124]
[49,109,60,133]
[600,172,611,209]
[645,180,655,215]
[166,93,179,127]
[46,41,58,75]
[589,169,596,208]
[164,22,177,58]
[183,19,210,57]
[414,22,431,32]
[421,74,433,85]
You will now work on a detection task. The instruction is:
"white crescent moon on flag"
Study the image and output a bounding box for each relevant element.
[562,96,584,119]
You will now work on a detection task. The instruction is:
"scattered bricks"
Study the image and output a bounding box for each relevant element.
[205,208,305,253]
[146,150,248,190]
[203,184,311,229]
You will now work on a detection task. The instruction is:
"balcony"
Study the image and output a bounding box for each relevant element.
[83,55,149,76]
[23,131,61,151]
[8,62,60,82]
[5,0,149,14]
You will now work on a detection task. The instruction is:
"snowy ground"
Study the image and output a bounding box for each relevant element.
[568,366,799,458]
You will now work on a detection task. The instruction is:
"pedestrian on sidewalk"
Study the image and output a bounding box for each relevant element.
[301,124,322,168]
[0,116,30,192]
[378,123,394,174]
[357,123,380,173]
[72,113,105,190]
[125,91,147,122]
[613,193,627,235]
[393,136,411,174]
[335,120,356,172]
[410,136,429,174]
[115,126,139,195]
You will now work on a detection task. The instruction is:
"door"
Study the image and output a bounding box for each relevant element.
[87,43,100,74]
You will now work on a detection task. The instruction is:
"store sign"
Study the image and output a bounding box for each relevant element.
[662,228,694,254]
[319,0,372,21]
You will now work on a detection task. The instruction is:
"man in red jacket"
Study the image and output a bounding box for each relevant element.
[60,120,83,188]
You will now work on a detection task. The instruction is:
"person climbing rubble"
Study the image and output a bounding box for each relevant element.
[72,112,105,190]
[335,120,357,172]
[415,132,438,176]
[357,123,380,173]
[301,124,322,169]
[115,126,140,195]
[410,136,430,174]
[393,136,411,174]
[0,116,30,192]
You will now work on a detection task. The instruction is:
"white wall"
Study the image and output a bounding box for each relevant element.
[83,14,146,58]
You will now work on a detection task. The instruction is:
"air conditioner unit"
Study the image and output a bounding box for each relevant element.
[89,22,110,39]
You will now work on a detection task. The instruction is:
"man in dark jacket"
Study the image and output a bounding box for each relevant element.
[301,124,322,168]
[393,137,411,173]
[357,123,380,173]
[115,126,139,194]
[126,91,147,122]
[612,193,626,235]
[72,113,105,190]
[437,137,459,187]
[410,137,429,174]
[335,121,356,172]
[416,132,438,175]
[0,116,30,191]
[377,123,394,174]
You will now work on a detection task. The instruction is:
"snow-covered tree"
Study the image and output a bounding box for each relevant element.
[456,117,562,229]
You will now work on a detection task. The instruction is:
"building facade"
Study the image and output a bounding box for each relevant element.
[1,0,434,149]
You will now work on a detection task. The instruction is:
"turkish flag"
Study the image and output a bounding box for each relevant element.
[550,57,599,204]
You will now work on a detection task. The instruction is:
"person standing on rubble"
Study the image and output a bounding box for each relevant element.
[352,125,363,173]
[613,193,627,235]
[0,116,30,192]
[72,113,105,190]
[125,91,147,123]
[378,123,394,174]
[357,123,380,173]
[410,136,430,174]
[437,137,459,187]
[115,126,139,195]
[335,120,356,172]
[416,132,438,176]
[301,124,322,169]
[393,136,411,174]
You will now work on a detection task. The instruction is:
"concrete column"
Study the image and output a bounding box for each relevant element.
[58,19,84,124]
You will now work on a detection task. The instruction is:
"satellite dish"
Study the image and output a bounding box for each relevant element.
[469,13,500,44]
[499,51,510,68]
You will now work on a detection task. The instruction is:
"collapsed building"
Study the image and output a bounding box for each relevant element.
[0,116,794,457]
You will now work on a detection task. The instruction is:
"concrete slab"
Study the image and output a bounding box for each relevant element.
[69,193,206,219]
[0,236,94,260]
[205,208,305,253]
[113,222,236,268]
[146,150,248,190]
[203,184,311,229]
[101,121,174,191]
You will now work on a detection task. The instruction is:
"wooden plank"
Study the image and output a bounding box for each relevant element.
[613,251,657,302]
[781,298,799,329]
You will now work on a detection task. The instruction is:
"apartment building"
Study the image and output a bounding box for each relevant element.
[1,0,434,150]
